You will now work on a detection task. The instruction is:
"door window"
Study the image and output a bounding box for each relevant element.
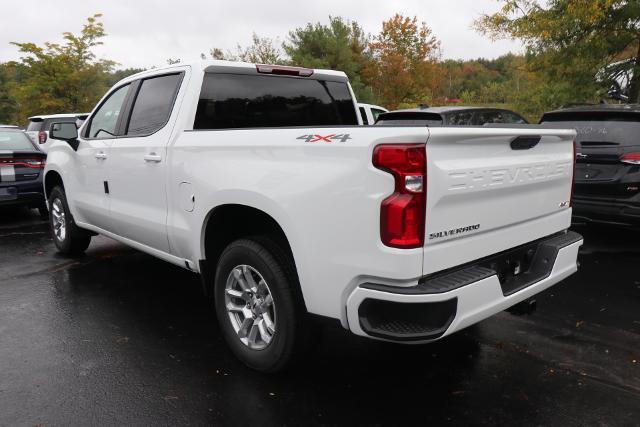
[86,84,130,139]
[126,74,182,136]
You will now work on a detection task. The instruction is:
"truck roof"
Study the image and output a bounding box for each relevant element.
[118,60,349,86]
[28,113,89,121]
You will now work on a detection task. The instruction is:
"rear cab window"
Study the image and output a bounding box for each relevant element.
[194,73,358,129]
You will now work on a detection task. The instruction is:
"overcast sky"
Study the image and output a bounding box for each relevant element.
[1,0,522,70]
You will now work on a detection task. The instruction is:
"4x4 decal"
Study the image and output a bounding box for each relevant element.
[296,134,352,143]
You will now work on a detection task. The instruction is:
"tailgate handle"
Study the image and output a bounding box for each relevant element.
[510,136,541,150]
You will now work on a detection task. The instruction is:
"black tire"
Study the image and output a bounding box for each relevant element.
[213,236,311,373]
[49,186,91,255]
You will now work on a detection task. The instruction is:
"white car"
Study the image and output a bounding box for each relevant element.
[358,103,388,125]
[26,113,89,152]
[44,61,582,372]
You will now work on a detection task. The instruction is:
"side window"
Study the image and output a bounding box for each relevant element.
[86,84,130,139]
[371,108,385,122]
[359,107,369,125]
[126,74,182,136]
[503,112,527,124]
[448,111,474,125]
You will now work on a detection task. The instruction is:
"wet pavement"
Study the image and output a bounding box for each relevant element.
[1,206,639,425]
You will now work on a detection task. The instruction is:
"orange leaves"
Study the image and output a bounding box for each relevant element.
[365,14,443,109]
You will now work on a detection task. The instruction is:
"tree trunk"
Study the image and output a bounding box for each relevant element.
[628,41,640,104]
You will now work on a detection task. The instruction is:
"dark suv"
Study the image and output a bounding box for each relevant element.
[540,104,640,226]
[375,106,528,126]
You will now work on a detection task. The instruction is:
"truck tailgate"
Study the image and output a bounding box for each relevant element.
[424,127,575,273]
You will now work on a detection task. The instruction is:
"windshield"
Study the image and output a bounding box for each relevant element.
[0,131,35,150]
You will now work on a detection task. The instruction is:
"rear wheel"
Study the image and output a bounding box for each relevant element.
[49,186,91,255]
[213,237,311,372]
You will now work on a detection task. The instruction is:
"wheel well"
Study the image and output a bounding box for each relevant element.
[202,204,298,295]
[44,171,63,198]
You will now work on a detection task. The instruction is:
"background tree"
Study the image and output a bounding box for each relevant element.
[106,67,145,87]
[208,33,282,64]
[0,64,17,123]
[9,14,115,122]
[475,0,640,104]
[284,17,375,102]
[364,14,442,109]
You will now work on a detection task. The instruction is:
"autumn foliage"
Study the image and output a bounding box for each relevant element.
[364,14,442,109]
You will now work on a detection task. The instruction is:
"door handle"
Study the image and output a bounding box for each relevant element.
[95,151,107,160]
[143,153,162,163]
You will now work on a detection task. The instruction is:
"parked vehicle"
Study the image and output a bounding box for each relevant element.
[358,103,388,125]
[540,104,640,226]
[44,61,581,372]
[0,128,47,216]
[0,125,20,129]
[376,106,528,126]
[26,113,89,152]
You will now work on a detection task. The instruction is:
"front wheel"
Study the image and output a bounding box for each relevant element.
[213,237,311,372]
[49,186,91,255]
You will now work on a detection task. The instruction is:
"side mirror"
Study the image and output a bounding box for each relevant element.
[50,122,80,151]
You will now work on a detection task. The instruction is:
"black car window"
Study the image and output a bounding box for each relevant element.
[0,131,34,150]
[474,110,526,125]
[86,84,130,139]
[375,112,443,126]
[359,107,369,124]
[502,112,527,124]
[126,74,182,136]
[447,111,474,125]
[194,73,358,129]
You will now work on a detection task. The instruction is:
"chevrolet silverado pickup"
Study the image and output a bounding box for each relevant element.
[43,61,582,372]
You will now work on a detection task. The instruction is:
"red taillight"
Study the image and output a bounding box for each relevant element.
[373,144,426,249]
[0,157,46,168]
[620,153,640,165]
[38,131,47,144]
[256,64,314,77]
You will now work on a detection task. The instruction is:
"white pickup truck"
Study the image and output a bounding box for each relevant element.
[44,61,582,372]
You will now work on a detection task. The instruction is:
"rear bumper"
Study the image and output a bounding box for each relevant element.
[573,197,640,226]
[0,191,45,207]
[345,231,582,342]
[0,180,45,208]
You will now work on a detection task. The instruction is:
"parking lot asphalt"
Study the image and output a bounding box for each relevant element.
[1,207,639,426]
